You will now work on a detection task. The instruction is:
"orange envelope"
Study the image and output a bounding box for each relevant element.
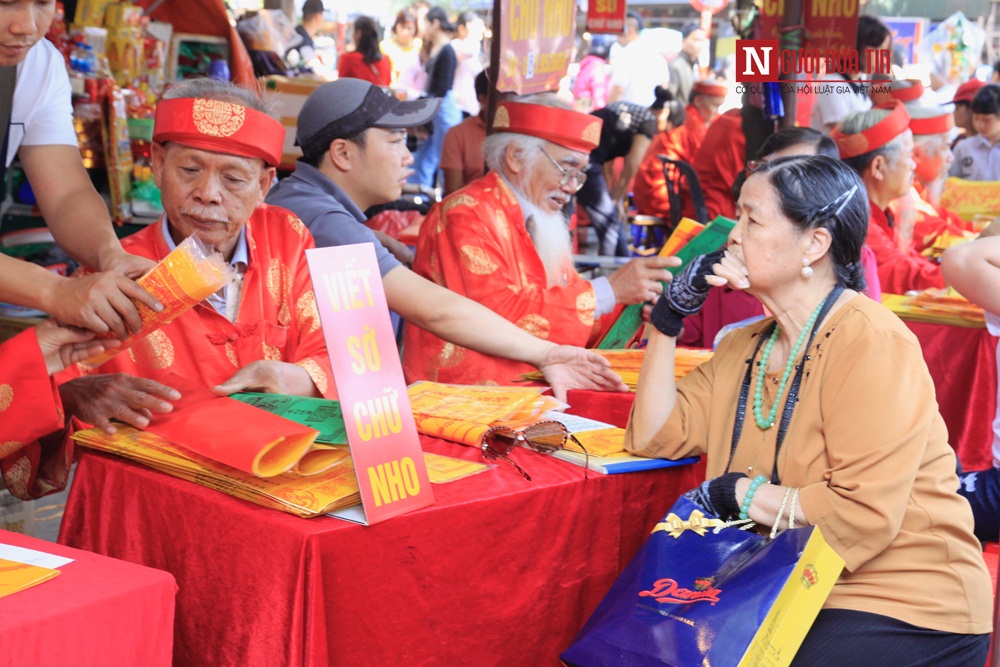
[146,382,343,477]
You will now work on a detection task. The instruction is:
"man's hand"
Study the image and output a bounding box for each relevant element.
[538,344,629,402]
[34,320,121,375]
[41,271,164,339]
[98,249,157,280]
[59,374,181,433]
[606,256,681,305]
[374,230,415,266]
[212,360,320,397]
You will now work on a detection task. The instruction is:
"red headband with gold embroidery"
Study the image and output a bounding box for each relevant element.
[153,98,285,167]
[692,80,728,98]
[831,101,911,159]
[910,112,954,136]
[870,80,924,105]
[493,102,602,153]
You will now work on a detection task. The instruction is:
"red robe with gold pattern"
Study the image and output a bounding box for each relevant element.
[74,204,335,398]
[867,199,944,294]
[0,330,72,499]
[633,105,710,220]
[402,171,599,385]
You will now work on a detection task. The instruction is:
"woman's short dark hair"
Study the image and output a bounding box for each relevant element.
[856,15,890,53]
[353,16,383,65]
[971,83,1000,116]
[651,86,685,127]
[755,127,838,161]
[750,155,869,292]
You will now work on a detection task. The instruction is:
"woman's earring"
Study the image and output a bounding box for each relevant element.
[801,258,813,278]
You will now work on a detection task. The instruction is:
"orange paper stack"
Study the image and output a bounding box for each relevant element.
[73,425,361,518]
[84,235,232,367]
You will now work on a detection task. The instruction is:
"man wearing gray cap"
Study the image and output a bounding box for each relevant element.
[266,78,627,398]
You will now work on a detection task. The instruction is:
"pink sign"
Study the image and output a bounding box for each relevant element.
[306,244,433,525]
[498,0,577,94]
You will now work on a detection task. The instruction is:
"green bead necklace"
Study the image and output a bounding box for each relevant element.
[752,298,828,430]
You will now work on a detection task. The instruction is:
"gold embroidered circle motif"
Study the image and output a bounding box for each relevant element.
[582,121,601,146]
[493,106,510,129]
[192,99,246,137]
[0,384,12,411]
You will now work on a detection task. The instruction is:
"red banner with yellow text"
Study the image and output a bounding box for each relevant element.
[499,0,577,94]
[758,0,859,53]
[586,0,626,35]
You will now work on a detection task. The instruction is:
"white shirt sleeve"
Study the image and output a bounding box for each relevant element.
[7,39,77,166]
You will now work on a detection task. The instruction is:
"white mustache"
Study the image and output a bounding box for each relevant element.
[179,206,228,223]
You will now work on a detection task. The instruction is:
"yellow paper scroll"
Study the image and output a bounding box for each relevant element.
[940,177,1000,223]
[882,291,985,328]
[84,235,233,367]
[406,382,559,447]
[520,347,714,391]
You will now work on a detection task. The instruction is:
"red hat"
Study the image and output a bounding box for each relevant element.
[153,97,285,167]
[493,102,602,153]
[830,101,911,159]
[910,109,954,136]
[870,79,923,105]
[692,79,728,98]
[952,78,986,104]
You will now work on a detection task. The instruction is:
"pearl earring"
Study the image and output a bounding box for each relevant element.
[801,258,813,278]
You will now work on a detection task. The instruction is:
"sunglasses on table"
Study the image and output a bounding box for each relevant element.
[480,420,589,481]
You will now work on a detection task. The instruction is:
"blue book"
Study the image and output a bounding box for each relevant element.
[551,449,700,475]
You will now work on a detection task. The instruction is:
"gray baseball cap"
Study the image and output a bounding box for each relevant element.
[295,79,441,159]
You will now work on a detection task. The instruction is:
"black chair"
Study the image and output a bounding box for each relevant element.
[657,155,709,226]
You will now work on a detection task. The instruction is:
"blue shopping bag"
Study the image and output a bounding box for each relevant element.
[561,495,845,667]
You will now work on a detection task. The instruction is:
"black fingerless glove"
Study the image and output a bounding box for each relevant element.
[684,472,747,519]
[649,248,726,337]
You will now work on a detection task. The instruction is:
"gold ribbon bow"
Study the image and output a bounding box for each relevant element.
[652,510,725,538]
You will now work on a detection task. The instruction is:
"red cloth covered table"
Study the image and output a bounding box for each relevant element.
[58,436,701,667]
[571,317,999,474]
[0,528,176,667]
[904,320,998,472]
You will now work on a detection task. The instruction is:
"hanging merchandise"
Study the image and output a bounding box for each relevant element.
[917,12,985,86]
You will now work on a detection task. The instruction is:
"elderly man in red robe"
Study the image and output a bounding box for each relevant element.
[833,101,945,294]
[633,80,728,221]
[56,78,336,434]
[403,97,677,385]
[889,106,977,253]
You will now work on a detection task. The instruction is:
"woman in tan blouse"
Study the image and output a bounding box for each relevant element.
[627,155,992,665]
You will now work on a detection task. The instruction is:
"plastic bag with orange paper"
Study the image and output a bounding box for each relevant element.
[82,235,233,367]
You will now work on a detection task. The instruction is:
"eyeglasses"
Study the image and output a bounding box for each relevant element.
[481,420,588,480]
[540,147,589,192]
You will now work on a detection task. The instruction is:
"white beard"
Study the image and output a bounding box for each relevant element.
[507,180,574,288]
[528,205,573,288]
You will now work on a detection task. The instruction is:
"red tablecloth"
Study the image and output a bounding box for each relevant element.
[0,528,176,667]
[570,318,999,474]
[58,436,702,667]
[904,321,998,472]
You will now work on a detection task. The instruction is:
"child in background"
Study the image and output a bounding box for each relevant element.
[950,84,1000,181]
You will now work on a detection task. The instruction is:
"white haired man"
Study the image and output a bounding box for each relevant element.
[403,96,677,385]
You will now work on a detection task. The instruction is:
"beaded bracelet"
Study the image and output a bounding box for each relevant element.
[738,474,768,520]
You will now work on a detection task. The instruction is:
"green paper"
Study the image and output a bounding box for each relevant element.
[231,392,347,444]
[597,216,736,349]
